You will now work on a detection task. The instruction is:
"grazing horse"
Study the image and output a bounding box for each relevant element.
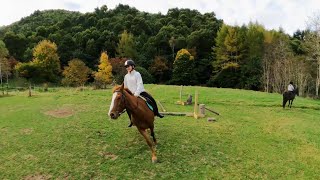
[283,88,299,108]
[108,84,157,163]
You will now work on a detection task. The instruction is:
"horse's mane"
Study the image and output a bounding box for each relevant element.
[112,85,134,95]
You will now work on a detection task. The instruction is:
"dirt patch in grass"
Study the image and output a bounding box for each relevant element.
[23,174,52,180]
[20,128,33,135]
[44,108,74,118]
[298,144,320,161]
[99,151,118,161]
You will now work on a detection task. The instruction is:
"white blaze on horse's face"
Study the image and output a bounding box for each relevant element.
[108,92,118,117]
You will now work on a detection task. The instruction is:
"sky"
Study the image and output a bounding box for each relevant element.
[1,0,320,35]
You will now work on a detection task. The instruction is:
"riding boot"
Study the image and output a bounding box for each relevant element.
[157,112,164,118]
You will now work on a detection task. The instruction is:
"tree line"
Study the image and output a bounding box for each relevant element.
[0,4,320,98]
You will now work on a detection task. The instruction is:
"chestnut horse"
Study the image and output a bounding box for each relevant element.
[108,84,157,163]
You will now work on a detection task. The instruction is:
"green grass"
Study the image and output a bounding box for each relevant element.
[1,85,320,179]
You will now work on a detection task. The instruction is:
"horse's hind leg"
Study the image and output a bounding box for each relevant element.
[150,126,157,145]
[138,128,157,163]
[290,100,293,108]
[283,99,287,108]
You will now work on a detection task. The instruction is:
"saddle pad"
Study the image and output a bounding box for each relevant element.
[138,95,154,111]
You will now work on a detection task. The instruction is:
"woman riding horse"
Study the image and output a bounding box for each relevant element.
[283,82,299,108]
[108,84,158,163]
[123,59,164,127]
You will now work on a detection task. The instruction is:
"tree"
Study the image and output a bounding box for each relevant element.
[304,13,320,97]
[211,25,245,88]
[116,30,137,59]
[149,56,170,83]
[169,36,176,61]
[262,31,293,93]
[109,57,127,84]
[15,62,39,96]
[62,59,91,87]
[94,51,113,88]
[32,40,61,83]
[171,49,195,85]
[3,32,27,61]
[241,23,265,90]
[0,40,9,95]
[135,66,154,84]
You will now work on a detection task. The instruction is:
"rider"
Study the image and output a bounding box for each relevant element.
[288,81,295,95]
[124,59,164,127]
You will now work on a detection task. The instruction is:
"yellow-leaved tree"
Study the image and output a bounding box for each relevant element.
[32,40,61,82]
[62,59,91,87]
[94,51,113,88]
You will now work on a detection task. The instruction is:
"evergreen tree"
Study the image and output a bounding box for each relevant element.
[116,30,137,59]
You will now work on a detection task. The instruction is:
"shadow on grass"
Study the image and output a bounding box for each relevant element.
[214,101,320,110]
[0,94,14,98]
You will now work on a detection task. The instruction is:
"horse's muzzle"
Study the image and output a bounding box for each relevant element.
[109,112,119,119]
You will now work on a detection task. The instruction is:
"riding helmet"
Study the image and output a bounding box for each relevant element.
[124,59,135,67]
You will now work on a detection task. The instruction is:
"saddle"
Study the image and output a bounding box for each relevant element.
[138,95,154,111]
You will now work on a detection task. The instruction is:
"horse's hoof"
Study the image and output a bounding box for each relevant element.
[152,157,157,163]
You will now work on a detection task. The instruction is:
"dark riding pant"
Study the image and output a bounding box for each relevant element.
[140,91,160,115]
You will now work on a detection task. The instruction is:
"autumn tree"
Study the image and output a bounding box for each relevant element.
[171,49,195,85]
[32,40,61,82]
[210,25,245,88]
[94,51,112,88]
[149,56,170,83]
[62,59,91,87]
[14,40,60,96]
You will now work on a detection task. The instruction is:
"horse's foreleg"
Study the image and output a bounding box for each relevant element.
[290,100,294,108]
[138,128,157,163]
[150,126,157,145]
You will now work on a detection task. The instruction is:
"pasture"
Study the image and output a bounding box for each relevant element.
[1,85,320,179]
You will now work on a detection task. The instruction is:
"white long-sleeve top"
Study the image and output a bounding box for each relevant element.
[288,84,294,91]
[124,70,145,96]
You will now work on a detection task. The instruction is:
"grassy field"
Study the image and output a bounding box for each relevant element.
[1,85,320,179]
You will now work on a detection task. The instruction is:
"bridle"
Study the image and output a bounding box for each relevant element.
[114,90,139,116]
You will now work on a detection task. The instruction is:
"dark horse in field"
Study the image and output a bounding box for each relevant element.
[283,88,299,108]
[108,84,157,163]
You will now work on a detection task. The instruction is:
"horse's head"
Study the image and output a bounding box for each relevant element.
[108,84,126,119]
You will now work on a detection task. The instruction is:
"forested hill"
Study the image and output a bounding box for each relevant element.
[2,10,82,35]
[2,4,317,96]
[0,5,222,73]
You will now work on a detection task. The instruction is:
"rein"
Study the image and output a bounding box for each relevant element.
[115,90,139,112]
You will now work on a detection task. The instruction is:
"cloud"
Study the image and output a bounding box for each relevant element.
[64,1,81,11]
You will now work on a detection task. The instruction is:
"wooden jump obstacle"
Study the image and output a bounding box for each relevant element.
[175,85,193,106]
[160,90,219,119]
